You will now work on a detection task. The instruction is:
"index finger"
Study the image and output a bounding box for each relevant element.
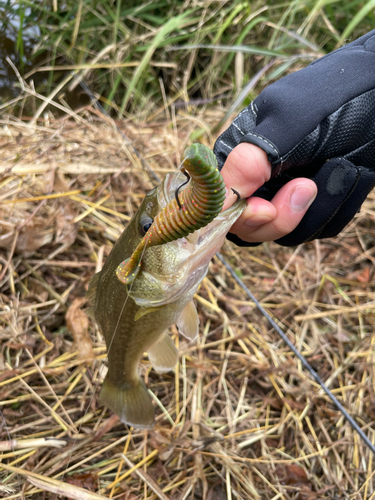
[220,143,271,210]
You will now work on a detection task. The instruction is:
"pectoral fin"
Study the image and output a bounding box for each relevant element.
[134,306,163,322]
[148,333,178,373]
[176,300,199,340]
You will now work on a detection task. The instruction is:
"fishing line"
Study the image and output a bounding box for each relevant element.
[68,151,193,450]
[216,252,375,456]
[60,221,152,478]
[108,155,192,352]
[57,75,158,483]
[63,75,176,432]
[106,237,151,356]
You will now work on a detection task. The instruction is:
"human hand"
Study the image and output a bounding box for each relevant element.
[221,143,317,244]
[215,30,375,247]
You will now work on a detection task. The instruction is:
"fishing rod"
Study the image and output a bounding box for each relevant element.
[217,252,375,455]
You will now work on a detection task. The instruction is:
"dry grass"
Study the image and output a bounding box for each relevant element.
[1,102,375,500]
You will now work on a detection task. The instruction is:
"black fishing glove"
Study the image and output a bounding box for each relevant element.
[214,30,375,247]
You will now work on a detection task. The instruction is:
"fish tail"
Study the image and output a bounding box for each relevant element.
[99,376,155,429]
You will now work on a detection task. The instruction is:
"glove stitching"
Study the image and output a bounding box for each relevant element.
[278,124,320,169]
[244,132,280,159]
[237,107,249,118]
[247,102,281,162]
[219,139,233,152]
[250,102,258,116]
[232,122,245,135]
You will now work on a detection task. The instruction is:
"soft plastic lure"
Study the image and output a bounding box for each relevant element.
[116,143,226,284]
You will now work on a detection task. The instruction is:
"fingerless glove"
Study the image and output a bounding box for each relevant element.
[214,30,375,246]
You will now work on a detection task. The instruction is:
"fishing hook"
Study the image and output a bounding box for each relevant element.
[231,187,241,202]
[175,169,191,210]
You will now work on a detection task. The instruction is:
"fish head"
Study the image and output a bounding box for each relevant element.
[120,186,159,258]
[126,170,246,307]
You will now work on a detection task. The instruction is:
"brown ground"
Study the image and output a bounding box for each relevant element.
[1,106,375,499]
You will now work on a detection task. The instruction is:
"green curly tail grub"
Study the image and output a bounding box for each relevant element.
[116,144,226,285]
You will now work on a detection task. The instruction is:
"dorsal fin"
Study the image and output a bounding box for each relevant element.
[87,271,101,302]
[86,272,101,318]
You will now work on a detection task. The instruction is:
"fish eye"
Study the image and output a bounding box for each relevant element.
[139,214,154,236]
[141,221,153,234]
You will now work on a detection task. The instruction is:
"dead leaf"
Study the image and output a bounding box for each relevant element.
[93,414,120,440]
[347,266,371,283]
[66,472,99,493]
[27,475,106,500]
[66,298,94,361]
[55,202,78,245]
[356,266,371,283]
[276,465,311,493]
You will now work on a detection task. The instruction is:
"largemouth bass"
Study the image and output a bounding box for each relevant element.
[88,144,245,429]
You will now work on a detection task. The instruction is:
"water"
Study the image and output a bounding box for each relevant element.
[0,2,88,112]
[0,2,43,103]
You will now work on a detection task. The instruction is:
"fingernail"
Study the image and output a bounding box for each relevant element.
[222,187,234,212]
[290,185,317,211]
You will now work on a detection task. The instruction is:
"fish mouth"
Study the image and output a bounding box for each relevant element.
[129,170,246,308]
